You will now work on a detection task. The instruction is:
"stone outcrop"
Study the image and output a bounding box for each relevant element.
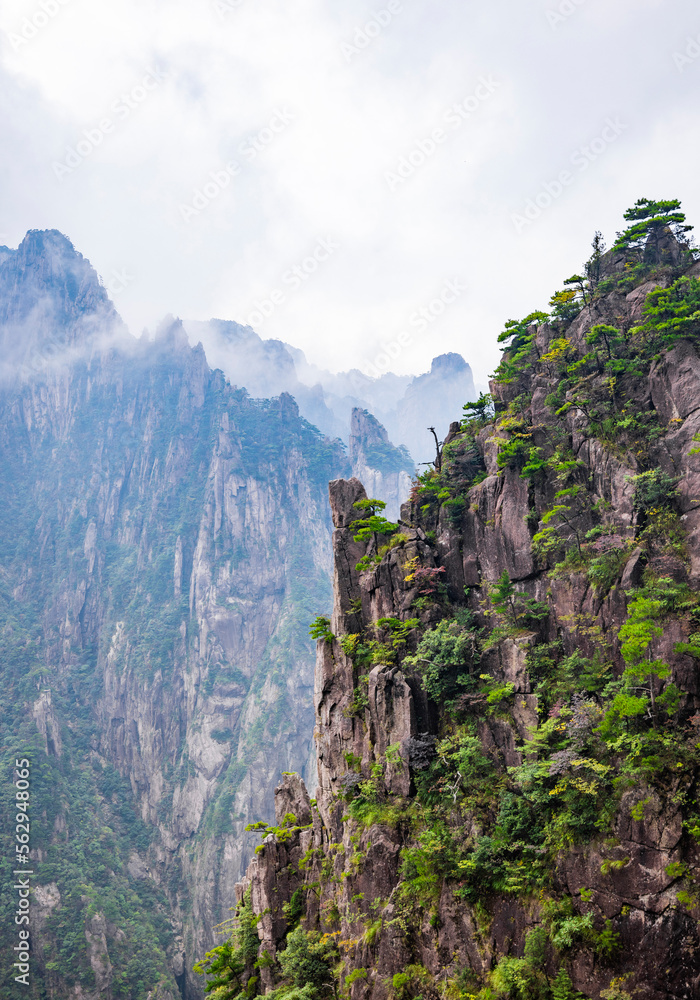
[234,248,700,1000]
[349,408,414,521]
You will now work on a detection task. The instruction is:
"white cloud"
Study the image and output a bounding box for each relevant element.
[1,0,699,383]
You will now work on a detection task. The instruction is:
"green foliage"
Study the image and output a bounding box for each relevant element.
[345,968,368,987]
[462,393,495,430]
[352,497,387,517]
[488,571,550,628]
[352,514,399,546]
[495,414,534,472]
[630,469,679,517]
[493,312,550,385]
[375,616,421,649]
[415,730,496,812]
[403,610,480,705]
[350,498,399,570]
[596,594,676,734]
[550,968,583,1000]
[593,919,621,959]
[389,965,434,1000]
[549,288,582,324]
[585,324,624,359]
[631,276,700,349]
[345,676,370,718]
[410,440,487,521]
[587,545,634,596]
[283,889,305,929]
[274,926,339,1000]
[362,918,382,946]
[194,892,260,1000]
[521,447,548,481]
[310,617,335,644]
[612,198,693,263]
[245,812,311,851]
[585,230,606,289]
[527,646,611,718]
[618,597,663,662]
[532,485,592,560]
[599,976,633,1000]
[490,955,549,1000]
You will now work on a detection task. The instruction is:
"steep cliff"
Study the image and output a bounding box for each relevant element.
[186,320,477,467]
[225,207,700,1000]
[349,408,414,522]
[0,232,351,1000]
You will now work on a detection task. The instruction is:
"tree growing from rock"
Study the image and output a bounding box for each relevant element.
[613,197,693,263]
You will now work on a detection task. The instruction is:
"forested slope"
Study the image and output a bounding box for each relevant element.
[209,200,700,1000]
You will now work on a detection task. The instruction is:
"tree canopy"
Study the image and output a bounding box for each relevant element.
[612,198,693,262]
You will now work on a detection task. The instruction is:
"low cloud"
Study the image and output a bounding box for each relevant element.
[1,0,699,385]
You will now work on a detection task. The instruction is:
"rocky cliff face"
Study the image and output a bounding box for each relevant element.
[0,230,124,370]
[186,320,477,467]
[348,408,414,521]
[231,232,700,1000]
[0,233,350,1000]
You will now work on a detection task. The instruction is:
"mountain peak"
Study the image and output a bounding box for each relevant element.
[19,228,77,258]
[0,228,125,370]
[430,352,471,375]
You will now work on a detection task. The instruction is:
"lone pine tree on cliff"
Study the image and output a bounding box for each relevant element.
[613,197,694,263]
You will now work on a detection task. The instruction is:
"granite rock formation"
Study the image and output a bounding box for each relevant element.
[0,231,349,1000]
[231,234,700,1000]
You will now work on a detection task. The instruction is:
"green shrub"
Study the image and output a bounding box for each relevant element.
[389,965,433,1000]
[345,968,368,987]
[276,926,339,1000]
[310,617,335,644]
[490,955,548,999]
[283,889,305,929]
[551,968,583,1000]
[587,545,634,595]
[630,469,678,517]
[350,499,399,566]
[632,274,700,345]
[403,610,480,704]
[194,892,260,1000]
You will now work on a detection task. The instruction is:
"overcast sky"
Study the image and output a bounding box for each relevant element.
[1,0,699,383]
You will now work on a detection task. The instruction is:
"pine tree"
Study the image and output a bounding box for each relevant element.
[613,198,693,263]
[551,967,582,1000]
[350,498,398,544]
[584,230,606,287]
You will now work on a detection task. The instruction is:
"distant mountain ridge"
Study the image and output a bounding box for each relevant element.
[0,230,350,1000]
[184,320,478,466]
[0,226,474,999]
[0,229,478,467]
